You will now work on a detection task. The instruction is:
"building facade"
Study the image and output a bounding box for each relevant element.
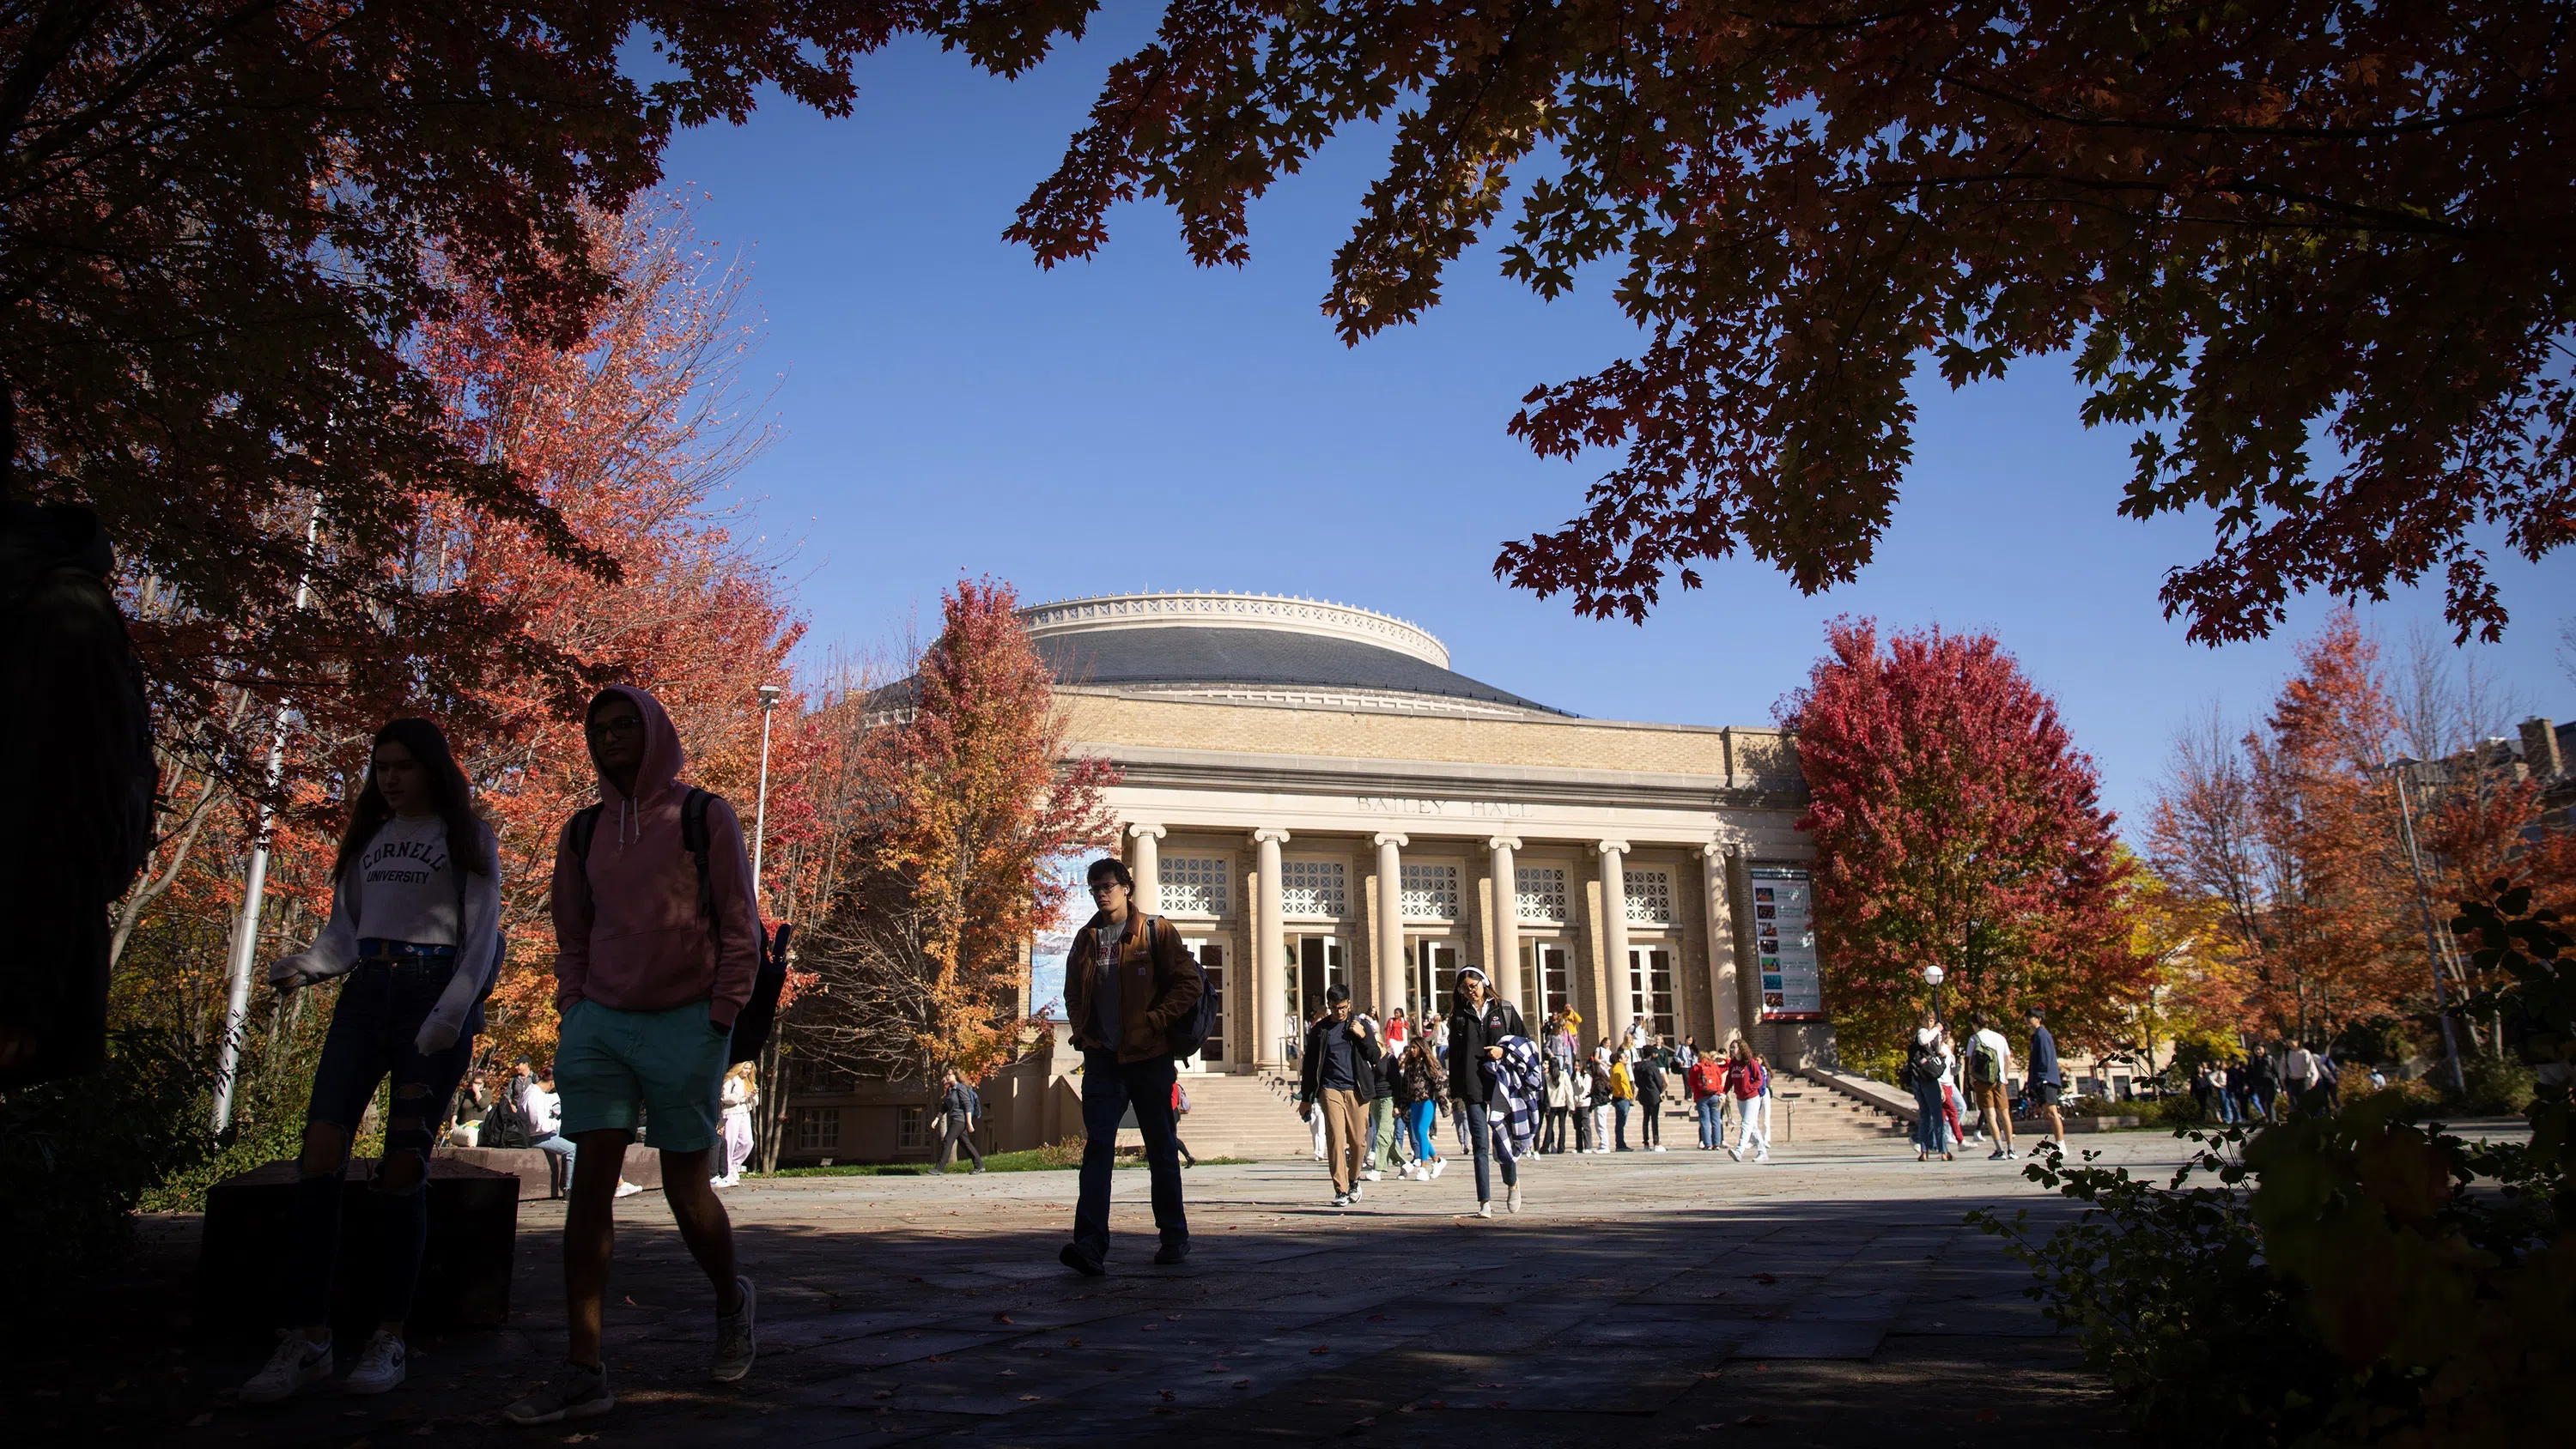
[1031,591,1833,1071]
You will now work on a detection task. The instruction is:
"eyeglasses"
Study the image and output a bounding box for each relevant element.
[586,716,645,741]
[1088,882,1127,896]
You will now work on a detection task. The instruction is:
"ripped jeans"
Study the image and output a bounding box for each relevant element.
[292,952,474,1329]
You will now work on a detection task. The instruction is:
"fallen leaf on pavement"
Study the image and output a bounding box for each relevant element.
[1309,1345,1330,1355]
[1975,1410,2001,1422]
[1753,1273,1777,1284]
[1017,1395,1041,1403]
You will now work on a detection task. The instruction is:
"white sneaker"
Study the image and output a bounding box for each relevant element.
[342,1330,406,1396]
[240,1331,333,1404]
[614,1180,644,1198]
[1650,1145,1668,1153]
[1755,1149,1771,1163]
[1429,1159,1447,1180]
[712,1276,756,1382]
[1349,1183,1363,1202]
[1363,1170,1381,1182]
[1727,1146,1744,1161]
[1474,1202,1494,1219]
[1332,1192,1352,1208]
[1506,1185,1523,1214]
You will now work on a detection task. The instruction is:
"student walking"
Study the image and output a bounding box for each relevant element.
[501,688,765,1426]
[1632,1041,1668,1150]
[1586,1046,1615,1152]
[2281,1039,2318,1114]
[713,1063,757,1186]
[1908,1011,1957,1161]
[1170,1080,1201,1168]
[1444,967,1528,1217]
[1723,1040,1771,1161]
[239,718,502,1405]
[1966,1016,2016,1160]
[1540,1052,1571,1154]
[1364,1028,1401,1180]
[1688,1047,1727,1149]
[934,1070,986,1174]
[1057,856,1202,1273]
[2025,1009,2067,1151]
[1395,1033,1449,1179]
[1299,984,1382,1206]
[1609,1052,1637,1150]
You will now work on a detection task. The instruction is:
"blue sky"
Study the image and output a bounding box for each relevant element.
[659,25,2574,837]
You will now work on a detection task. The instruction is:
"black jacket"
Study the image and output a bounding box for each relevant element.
[1633,1057,1668,1101]
[1443,997,1527,1106]
[1299,1016,1383,1106]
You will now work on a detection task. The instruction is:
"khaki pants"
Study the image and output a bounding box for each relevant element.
[1977,1083,2014,1145]
[1321,1088,1367,1194]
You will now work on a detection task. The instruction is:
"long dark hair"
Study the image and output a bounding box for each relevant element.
[331,718,490,883]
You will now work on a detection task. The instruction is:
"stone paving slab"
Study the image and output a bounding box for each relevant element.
[15,1135,2221,1446]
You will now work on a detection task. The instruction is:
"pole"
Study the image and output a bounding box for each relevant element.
[2391,762,2469,1096]
[212,501,321,1133]
[751,686,779,909]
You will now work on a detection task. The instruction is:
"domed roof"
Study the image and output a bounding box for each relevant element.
[1020,592,1566,718]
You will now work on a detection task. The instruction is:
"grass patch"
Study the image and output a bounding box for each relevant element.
[758,1148,1253,1179]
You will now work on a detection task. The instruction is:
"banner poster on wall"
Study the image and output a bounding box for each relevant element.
[1750,864,1825,1022]
[1027,852,1090,1022]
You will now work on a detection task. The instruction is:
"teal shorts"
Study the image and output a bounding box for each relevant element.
[555,998,728,1153]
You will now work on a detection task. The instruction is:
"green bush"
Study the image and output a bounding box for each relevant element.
[2447,1052,2537,1116]
[1974,885,2576,1446]
[0,1031,211,1286]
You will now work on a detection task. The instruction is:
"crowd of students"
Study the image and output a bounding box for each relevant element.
[1288,995,1792,1216]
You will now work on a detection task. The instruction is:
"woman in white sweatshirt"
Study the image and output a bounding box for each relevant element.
[238,718,502,1406]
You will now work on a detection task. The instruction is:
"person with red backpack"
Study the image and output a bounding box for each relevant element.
[503,686,762,1425]
[1687,1047,1728,1149]
[1058,857,1204,1274]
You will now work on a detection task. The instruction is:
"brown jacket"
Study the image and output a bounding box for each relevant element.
[1063,911,1203,1065]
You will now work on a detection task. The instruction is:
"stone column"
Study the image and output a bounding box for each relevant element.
[1486,837,1522,1012]
[1127,823,1165,914]
[1702,841,1742,1046]
[1598,841,1632,1046]
[1373,833,1408,1018]
[1254,828,1290,1070]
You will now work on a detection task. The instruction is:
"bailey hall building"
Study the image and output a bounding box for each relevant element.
[1030,591,1832,1074]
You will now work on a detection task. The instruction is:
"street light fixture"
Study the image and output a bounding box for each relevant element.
[752,683,782,912]
[1922,963,1946,1025]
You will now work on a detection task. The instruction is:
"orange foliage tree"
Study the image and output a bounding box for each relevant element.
[108,199,803,1076]
[791,581,1115,1092]
[2142,609,2569,1056]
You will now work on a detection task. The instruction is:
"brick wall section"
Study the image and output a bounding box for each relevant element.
[1060,690,1789,778]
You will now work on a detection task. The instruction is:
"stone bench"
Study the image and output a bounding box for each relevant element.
[436,1143,665,1201]
[196,1157,517,1347]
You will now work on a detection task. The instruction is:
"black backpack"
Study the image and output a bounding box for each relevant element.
[569,787,787,1065]
[1903,1038,1946,1090]
[1138,917,1219,1062]
[480,1085,535,1149]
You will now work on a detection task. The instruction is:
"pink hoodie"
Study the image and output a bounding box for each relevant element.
[551,685,760,1028]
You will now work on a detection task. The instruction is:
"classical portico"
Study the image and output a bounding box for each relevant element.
[1026,591,1826,1070]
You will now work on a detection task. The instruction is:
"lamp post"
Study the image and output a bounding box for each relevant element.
[1922,963,1947,1026]
[751,683,781,911]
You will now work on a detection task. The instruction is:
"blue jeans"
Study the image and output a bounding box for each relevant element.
[294,954,475,1328]
[532,1133,577,1195]
[1613,1098,1633,1148]
[1696,1096,1723,1147]
[1405,1100,1440,1163]
[1465,1100,1516,1203]
[1911,1077,1953,1154]
[1073,1051,1186,1258]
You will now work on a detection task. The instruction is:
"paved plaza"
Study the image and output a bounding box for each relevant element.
[42,1136,2197,1447]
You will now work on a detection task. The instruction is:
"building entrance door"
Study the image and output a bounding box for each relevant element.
[1529,941,1571,1022]
[1181,938,1226,1072]
[1628,945,1676,1043]
[1293,936,1346,1040]
[1407,939,1460,1024]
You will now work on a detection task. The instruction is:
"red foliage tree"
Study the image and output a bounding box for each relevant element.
[1782,619,2144,1056]
[1012,3,2575,644]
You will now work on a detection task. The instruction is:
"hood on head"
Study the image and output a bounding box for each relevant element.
[593,683,684,806]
